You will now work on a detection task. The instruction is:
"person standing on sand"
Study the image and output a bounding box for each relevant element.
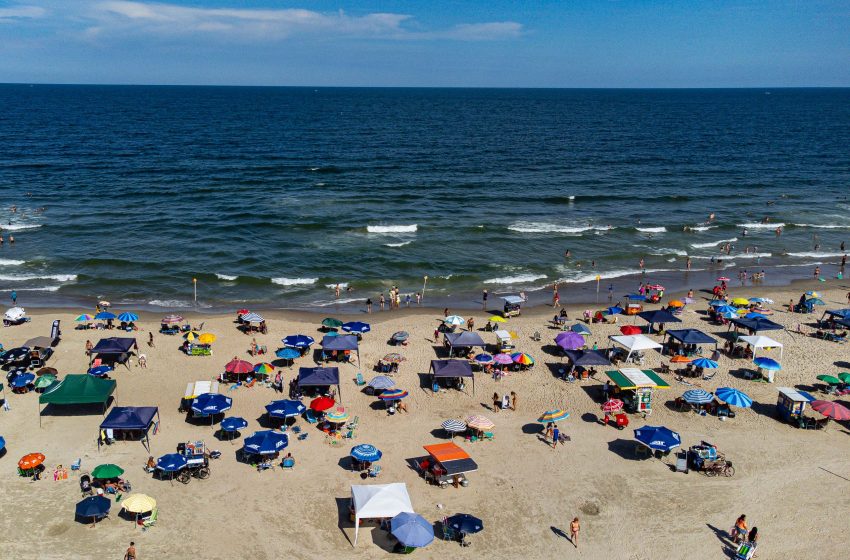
[492,392,500,412]
[148,332,154,348]
[510,391,517,410]
[544,422,553,441]
[125,541,137,560]
[482,289,488,310]
[552,424,560,449]
[570,517,580,548]
[553,290,560,308]
[732,514,748,544]
[467,317,475,331]
[433,327,439,342]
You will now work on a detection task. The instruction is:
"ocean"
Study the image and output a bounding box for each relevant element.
[1,85,849,312]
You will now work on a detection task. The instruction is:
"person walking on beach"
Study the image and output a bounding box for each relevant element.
[124,541,137,560]
[10,290,16,305]
[492,392,501,412]
[148,332,154,348]
[482,288,488,310]
[552,290,560,308]
[570,517,580,548]
[732,515,748,544]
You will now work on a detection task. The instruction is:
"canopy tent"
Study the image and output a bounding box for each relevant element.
[184,380,219,400]
[99,406,159,450]
[297,367,341,401]
[562,349,611,371]
[351,483,414,546]
[663,329,717,346]
[821,309,850,322]
[89,337,137,367]
[443,331,486,356]
[738,335,784,361]
[500,295,524,305]
[39,374,116,425]
[608,334,663,361]
[423,442,478,476]
[321,334,360,364]
[429,359,475,394]
[729,317,783,334]
[637,309,682,330]
[605,368,670,390]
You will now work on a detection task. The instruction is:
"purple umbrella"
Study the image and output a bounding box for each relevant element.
[492,353,513,365]
[555,332,585,350]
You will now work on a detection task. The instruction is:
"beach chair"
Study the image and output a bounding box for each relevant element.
[368,465,381,477]
[71,458,81,471]
[355,372,365,386]
[297,433,308,441]
[142,508,158,528]
[347,416,359,430]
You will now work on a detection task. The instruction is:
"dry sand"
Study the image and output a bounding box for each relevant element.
[1,279,849,560]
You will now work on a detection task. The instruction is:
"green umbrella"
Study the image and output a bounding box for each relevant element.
[816,375,842,385]
[91,463,125,479]
[838,372,850,384]
[321,318,343,329]
[34,374,57,389]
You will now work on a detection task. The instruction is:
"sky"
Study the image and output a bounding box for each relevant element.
[0,0,848,87]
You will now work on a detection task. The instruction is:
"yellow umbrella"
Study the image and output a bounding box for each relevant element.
[121,494,157,513]
[509,331,519,339]
[731,298,750,306]
[668,300,684,307]
[488,316,507,323]
[198,333,216,345]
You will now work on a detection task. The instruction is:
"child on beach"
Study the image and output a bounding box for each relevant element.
[552,424,560,449]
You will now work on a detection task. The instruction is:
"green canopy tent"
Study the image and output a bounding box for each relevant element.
[38,374,116,426]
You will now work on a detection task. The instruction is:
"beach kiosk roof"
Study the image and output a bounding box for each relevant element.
[99,406,159,450]
[777,387,815,403]
[664,329,717,345]
[739,335,784,360]
[729,316,783,333]
[39,374,116,425]
[605,368,670,390]
[608,334,663,360]
[298,367,341,400]
[351,483,414,546]
[423,442,478,476]
[500,295,524,304]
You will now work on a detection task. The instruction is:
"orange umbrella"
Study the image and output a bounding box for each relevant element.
[670,355,692,363]
[19,453,45,470]
[668,300,684,307]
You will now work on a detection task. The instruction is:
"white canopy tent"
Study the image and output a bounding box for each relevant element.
[351,483,414,545]
[608,334,663,361]
[184,380,220,399]
[738,335,783,361]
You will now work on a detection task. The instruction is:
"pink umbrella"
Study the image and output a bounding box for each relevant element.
[810,400,850,421]
[225,359,253,374]
[492,354,513,365]
[601,399,624,413]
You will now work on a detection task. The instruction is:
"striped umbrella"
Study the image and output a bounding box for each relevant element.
[121,494,156,514]
[378,388,409,400]
[183,331,201,341]
[254,363,275,375]
[810,400,850,421]
[381,353,405,364]
[474,353,493,364]
[682,389,714,404]
[537,409,569,423]
[465,415,495,430]
[240,312,264,323]
[367,376,395,390]
[351,444,382,462]
[441,419,467,433]
[492,353,513,365]
[444,315,466,326]
[117,312,138,322]
[753,357,781,371]
[75,314,94,322]
[691,358,718,369]
[325,406,350,423]
[511,352,535,366]
[161,314,183,324]
[601,399,624,413]
[714,387,752,408]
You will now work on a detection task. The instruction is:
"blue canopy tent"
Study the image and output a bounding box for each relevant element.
[320,334,360,365]
[728,316,783,334]
[297,367,341,401]
[663,328,718,355]
[429,359,475,394]
[562,349,611,372]
[89,337,137,368]
[443,331,486,357]
[99,406,159,451]
[637,309,682,332]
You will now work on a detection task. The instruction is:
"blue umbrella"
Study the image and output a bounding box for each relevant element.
[473,353,493,364]
[265,400,306,419]
[0,436,5,451]
[633,425,681,452]
[9,372,34,388]
[714,387,753,408]
[282,334,314,348]
[445,513,484,534]
[690,358,718,369]
[391,512,435,548]
[76,495,111,519]
[94,311,116,320]
[87,365,112,377]
[350,444,383,462]
[745,312,766,319]
[806,298,825,306]
[243,430,288,455]
[220,416,249,432]
[570,323,592,335]
[191,393,233,416]
[275,348,300,360]
[156,453,188,472]
[682,389,714,404]
[117,312,138,322]
[341,321,371,334]
[606,306,624,315]
[715,305,737,314]
[753,357,781,371]
[708,300,726,307]
[367,376,395,390]
[720,311,737,319]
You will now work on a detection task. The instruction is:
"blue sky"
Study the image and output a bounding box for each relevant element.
[0,1,847,87]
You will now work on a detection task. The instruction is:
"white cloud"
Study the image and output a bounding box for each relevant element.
[0,5,46,21]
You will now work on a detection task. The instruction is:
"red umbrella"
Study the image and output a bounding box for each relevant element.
[224,359,253,374]
[717,277,730,282]
[810,400,850,421]
[236,308,250,316]
[620,325,642,335]
[601,399,624,413]
[310,396,335,412]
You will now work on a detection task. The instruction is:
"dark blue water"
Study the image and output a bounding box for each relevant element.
[1,85,849,310]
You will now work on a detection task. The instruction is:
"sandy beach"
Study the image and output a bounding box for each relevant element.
[1,278,849,560]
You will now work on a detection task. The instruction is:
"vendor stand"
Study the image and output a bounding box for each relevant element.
[494,330,515,353]
[604,368,669,416]
[776,387,815,427]
[420,442,478,489]
[500,295,524,318]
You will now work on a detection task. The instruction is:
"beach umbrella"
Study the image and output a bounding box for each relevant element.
[240,312,264,323]
[708,300,725,307]
[117,312,138,322]
[275,348,300,360]
[555,332,585,350]
[161,314,184,324]
[473,353,493,364]
[98,301,111,308]
[36,367,58,377]
[806,298,825,306]
[668,300,684,308]
[224,359,253,374]
[837,372,850,384]
[745,312,766,319]
[441,419,467,434]
[191,393,233,416]
[620,325,642,335]
[321,318,343,329]
[670,355,692,363]
[570,323,592,335]
[805,291,820,297]
[446,514,484,534]
[236,308,250,315]
[391,512,435,548]
[714,387,753,408]
[816,375,842,386]
[309,396,335,412]
[717,276,730,282]
[342,321,371,334]
[720,311,738,319]
[254,362,275,375]
[242,430,289,455]
[466,415,495,430]
[34,374,56,389]
[220,416,249,432]
[606,306,624,315]
[183,330,201,341]
[378,388,409,400]
[488,316,507,323]
[511,352,535,366]
[18,452,45,470]
[265,400,306,419]
[198,333,216,345]
[646,284,664,290]
[10,373,35,388]
[350,444,383,463]
[753,357,781,371]
[121,494,157,513]
[382,353,405,364]
[601,399,624,413]
[749,297,771,304]
[715,305,737,314]
[537,409,569,423]
[691,358,718,369]
[391,331,409,342]
[94,311,116,320]
[87,365,112,377]
[91,463,124,479]
[282,334,315,348]
[633,425,681,452]
[76,495,111,520]
[367,376,395,390]
[731,298,750,307]
[325,406,350,423]
[682,389,714,405]
[492,353,513,365]
[444,315,466,326]
[0,436,7,451]
[810,400,850,421]
[75,314,94,322]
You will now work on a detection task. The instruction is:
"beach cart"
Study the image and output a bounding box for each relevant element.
[494,330,515,353]
[775,387,815,427]
[645,284,665,304]
[420,442,478,489]
[624,295,644,316]
[604,368,670,416]
[175,441,211,483]
[500,295,523,318]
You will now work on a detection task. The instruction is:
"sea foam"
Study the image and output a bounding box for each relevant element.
[272,277,318,286]
[367,225,417,233]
